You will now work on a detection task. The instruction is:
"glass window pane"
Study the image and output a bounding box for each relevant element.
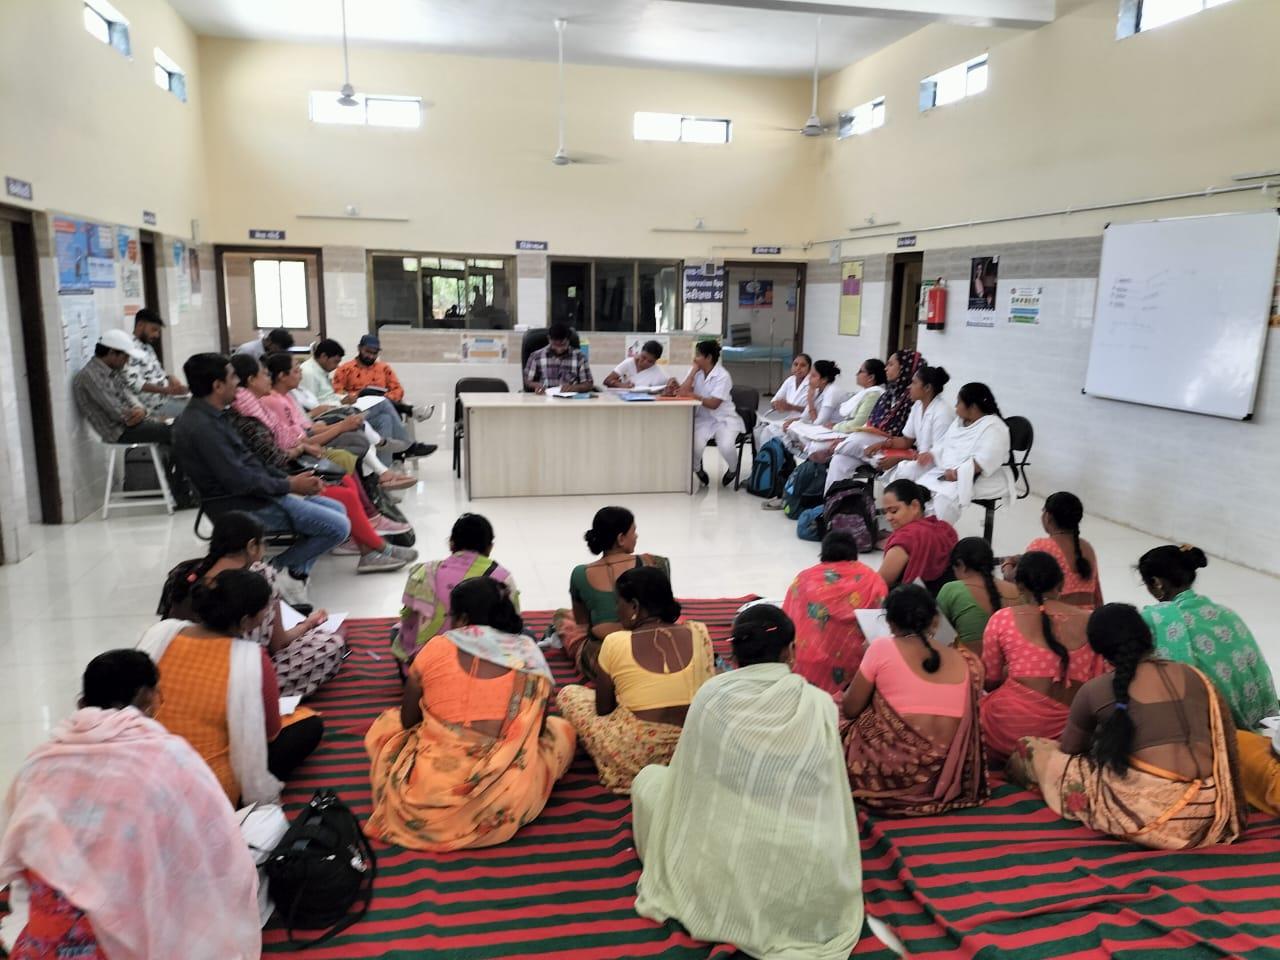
[681,118,730,144]
[1140,0,1205,29]
[366,97,421,128]
[594,262,635,331]
[279,261,309,328]
[372,255,420,328]
[634,112,681,142]
[439,258,465,272]
[309,90,365,125]
[466,261,513,329]
[170,72,187,102]
[108,21,131,56]
[470,259,504,269]
[83,7,110,44]
[253,261,282,329]
[638,262,678,333]
[430,276,465,327]
[965,61,988,97]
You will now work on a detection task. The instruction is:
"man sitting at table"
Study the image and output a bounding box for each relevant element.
[604,340,669,390]
[524,322,594,394]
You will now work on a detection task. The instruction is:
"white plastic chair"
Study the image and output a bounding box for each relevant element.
[101,442,175,518]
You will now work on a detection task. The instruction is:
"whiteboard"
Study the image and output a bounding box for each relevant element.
[1083,211,1280,420]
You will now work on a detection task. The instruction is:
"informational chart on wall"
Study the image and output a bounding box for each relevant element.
[1084,211,1280,420]
[172,240,190,311]
[54,217,91,293]
[460,334,508,362]
[839,260,864,336]
[117,226,144,319]
[60,295,99,379]
[1007,286,1042,324]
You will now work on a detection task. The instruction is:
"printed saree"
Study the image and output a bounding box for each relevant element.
[783,561,889,693]
[842,647,988,816]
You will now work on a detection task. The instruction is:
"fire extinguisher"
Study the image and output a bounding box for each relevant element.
[925,279,947,330]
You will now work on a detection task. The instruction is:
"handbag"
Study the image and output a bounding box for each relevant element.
[291,454,347,483]
[263,790,376,949]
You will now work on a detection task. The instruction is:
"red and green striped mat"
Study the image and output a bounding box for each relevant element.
[264,601,896,959]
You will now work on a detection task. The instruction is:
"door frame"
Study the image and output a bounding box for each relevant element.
[213,244,327,353]
[719,259,808,348]
[886,251,923,357]
[0,204,61,524]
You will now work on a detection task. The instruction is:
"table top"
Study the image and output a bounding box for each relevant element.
[460,392,701,410]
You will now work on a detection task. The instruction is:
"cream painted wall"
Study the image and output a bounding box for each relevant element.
[0,0,209,237]
[812,0,1280,257]
[196,38,817,259]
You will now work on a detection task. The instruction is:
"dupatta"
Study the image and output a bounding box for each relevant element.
[0,708,261,960]
[865,350,923,435]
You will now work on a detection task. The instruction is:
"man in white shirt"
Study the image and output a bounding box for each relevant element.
[235,328,294,360]
[604,340,670,390]
[122,309,188,417]
[676,339,745,488]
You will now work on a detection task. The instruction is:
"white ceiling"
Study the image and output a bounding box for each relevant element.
[168,0,1057,77]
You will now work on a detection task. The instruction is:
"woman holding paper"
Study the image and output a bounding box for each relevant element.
[157,511,346,699]
[141,568,324,804]
[779,360,845,454]
[872,365,956,476]
[754,353,812,445]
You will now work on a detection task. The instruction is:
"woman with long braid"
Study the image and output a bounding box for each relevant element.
[1004,492,1103,608]
[841,584,987,815]
[936,537,1023,654]
[979,552,1104,767]
[893,381,1015,524]
[1009,603,1245,850]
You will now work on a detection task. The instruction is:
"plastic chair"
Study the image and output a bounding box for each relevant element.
[974,415,1034,543]
[453,377,511,477]
[520,328,582,391]
[101,442,174,519]
[707,386,760,490]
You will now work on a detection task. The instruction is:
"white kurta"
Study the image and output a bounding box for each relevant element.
[893,414,1014,524]
[880,398,958,485]
[692,364,745,471]
[756,375,811,445]
[633,663,864,960]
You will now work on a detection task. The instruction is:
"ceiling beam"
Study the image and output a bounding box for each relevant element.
[672,0,1056,29]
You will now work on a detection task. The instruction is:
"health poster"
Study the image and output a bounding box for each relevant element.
[173,241,191,310]
[54,217,91,293]
[117,227,143,309]
[738,279,773,308]
[86,223,116,288]
[60,294,99,378]
[460,334,508,363]
[839,260,864,336]
[1008,286,1043,324]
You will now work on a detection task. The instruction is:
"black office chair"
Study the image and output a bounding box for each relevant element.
[974,415,1034,544]
[193,492,297,545]
[707,386,760,490]
[520,327,582,392]
[453,377,510,478]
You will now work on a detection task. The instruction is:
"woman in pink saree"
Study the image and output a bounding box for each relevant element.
[0,651,260,960]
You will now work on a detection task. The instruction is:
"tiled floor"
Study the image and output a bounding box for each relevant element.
[2,421,1278,792]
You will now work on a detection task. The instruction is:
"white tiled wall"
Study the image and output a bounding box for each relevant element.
[916,237,1280,577]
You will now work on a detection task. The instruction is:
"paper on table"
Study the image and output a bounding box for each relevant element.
[619,392,657,402]
[352,395,386,412]
[786,421,846,443]
[279,602,349,635]
[854,607,957,647]
[278,695,302,716]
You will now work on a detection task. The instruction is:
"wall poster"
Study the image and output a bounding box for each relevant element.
[54,217,91,293]
[1008,286,1043,324]
[738,279,773,308]
[117,227,143,319]
[60,294,99,379]
[682,265,724,303]
[967,255,999,327]
[839,259,864,336]
[172,240,191,310]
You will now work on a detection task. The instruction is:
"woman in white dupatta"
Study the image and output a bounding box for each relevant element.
[893,382,1014,525]
[632,604,863,960]
[0,650,261,960]
[139,569,322,806]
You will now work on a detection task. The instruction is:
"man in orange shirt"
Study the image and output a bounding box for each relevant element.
[332,334,436,459]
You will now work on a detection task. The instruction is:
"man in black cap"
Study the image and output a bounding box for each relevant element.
[332,333,436,459]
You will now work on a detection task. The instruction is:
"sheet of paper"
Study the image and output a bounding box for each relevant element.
[353,395,385,412]
[278,695,302,716]
[854,607,957,647]
[280,602,348,634]
[786,421,846,443]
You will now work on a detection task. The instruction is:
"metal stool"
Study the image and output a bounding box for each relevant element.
[101,442,175,518]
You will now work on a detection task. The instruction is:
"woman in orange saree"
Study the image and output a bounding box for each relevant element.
[366,578,575,851]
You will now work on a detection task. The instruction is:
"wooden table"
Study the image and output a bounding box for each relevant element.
[460,393,701,499]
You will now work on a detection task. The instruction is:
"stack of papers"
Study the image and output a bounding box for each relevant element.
[854,607,957,647]
[280,603,349,635]
[786,421,847,443]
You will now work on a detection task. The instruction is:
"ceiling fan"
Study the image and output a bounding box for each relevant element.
[784,16,838,137]
[550,19,610,165]
[336,0,358,106]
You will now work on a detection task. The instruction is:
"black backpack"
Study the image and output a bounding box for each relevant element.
[264,790,376,949]
[782,459,829,518]
[746,437,794,498]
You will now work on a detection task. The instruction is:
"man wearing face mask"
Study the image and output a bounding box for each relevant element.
[331,334,436,459]
[122,308,189,417]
